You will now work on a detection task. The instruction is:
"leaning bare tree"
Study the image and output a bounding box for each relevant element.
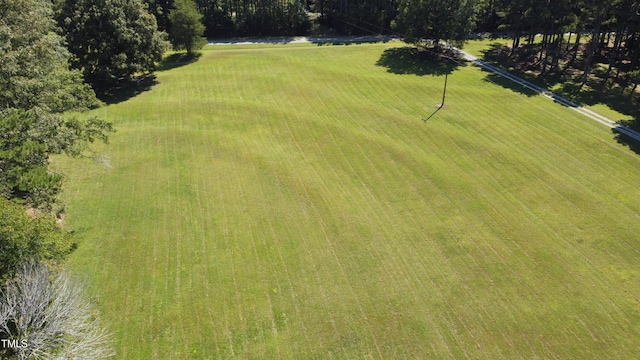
[0,261,114,359]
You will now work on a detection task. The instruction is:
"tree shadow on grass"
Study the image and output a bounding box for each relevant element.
[96,74,158,105]
[375,46,464,76]
[562,86,640,154]
[158,52,202,72]
[614,122,640,155]
[478,42,640,115]
[97,53,202,105]
[478,43,561,96]
[481,72,539,96]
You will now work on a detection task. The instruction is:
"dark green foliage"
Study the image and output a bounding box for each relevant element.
[0,0,114,208]
[169,0,207,55]
[0,109,113,207]
[55,0,170,90]
[394,0,477,48]
[145,0,174,32]
[0,110,62,206]
[189,0,310,37]
[198,3,235,38]
[238,1,311,36]
[0,0,99,113]
[318,0,396,35]
[0,198,75,283]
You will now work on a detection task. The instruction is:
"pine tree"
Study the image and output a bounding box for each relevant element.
[394,0,478,49]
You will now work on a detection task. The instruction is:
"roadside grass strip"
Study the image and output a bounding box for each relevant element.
[55,42,640,359]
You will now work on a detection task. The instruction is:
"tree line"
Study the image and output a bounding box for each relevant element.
[320,0,640,91]
[0,0,204,284]
[146,0,311,37]
[135,0,640,94]
[479,0,640,91]
[1,0,109,356]
[0,0,208,214]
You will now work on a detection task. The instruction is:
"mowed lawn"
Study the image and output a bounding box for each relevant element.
[55,42,640,359]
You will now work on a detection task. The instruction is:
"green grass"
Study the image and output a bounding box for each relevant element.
[54,42,640,359]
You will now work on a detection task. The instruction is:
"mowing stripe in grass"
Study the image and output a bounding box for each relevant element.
[53,42,640,359]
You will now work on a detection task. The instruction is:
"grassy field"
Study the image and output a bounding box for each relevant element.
[54,41,640,359]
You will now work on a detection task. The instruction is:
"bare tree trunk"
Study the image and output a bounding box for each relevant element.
[566,29,582,70]
[538,30,548,65]
[541,22,556,75]
[510,29,521,57]
[582,6,608,86]
[552,32,563,72]
[628,36,640,73]
[604,25,624,84]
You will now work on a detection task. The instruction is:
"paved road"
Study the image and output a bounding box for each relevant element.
[208,35,399,45]
[207,36,640,142]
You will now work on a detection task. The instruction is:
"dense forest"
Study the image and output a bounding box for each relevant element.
[477,0,640,90]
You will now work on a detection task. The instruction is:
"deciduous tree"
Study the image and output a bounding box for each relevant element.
[0,0,114,208]
[169,0,207,55]
[0,197,74,284]
[55,0,170,90]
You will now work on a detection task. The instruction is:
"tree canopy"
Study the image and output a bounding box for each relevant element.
[0,198,75,283]
[1,0,114,208]
[55,0,170,91]
[0,0,98,113]
[1,4,114,356]
[394,0,478,48]
[169,0,207,55]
